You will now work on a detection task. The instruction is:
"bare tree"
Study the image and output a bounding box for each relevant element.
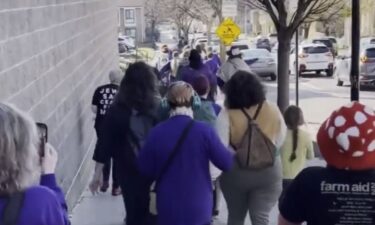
[241,0,344,112]
[302,2,345,38]
[145,0,164,42]
[158,0,207,41]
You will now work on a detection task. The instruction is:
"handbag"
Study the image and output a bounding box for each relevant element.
[149,120,195,215]
[0,192,24,225]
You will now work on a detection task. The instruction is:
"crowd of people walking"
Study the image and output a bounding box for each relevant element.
[1,41,375,225]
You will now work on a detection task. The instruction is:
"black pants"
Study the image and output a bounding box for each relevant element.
[120,176,153,225]
[102,159,119,188]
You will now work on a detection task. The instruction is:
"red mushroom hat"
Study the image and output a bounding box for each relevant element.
[317,102,375,170]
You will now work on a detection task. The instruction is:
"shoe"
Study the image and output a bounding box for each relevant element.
[112,187,122,196]
[100,181,109,192]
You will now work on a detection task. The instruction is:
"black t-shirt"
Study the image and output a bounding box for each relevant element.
[92,83,119,130]
[279,167,375,225]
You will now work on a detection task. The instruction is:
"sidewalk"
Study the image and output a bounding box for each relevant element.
[70,158,325,225]
[70,189,277,225]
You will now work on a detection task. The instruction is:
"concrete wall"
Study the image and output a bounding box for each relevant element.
[0,0,118,209]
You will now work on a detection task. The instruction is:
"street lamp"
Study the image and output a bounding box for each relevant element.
[350,0,360,101]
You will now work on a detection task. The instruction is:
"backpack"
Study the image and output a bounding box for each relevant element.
[230,102,276,170]
[127,109,157,156]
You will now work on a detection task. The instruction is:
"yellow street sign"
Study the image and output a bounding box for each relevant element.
[216,18,241,46]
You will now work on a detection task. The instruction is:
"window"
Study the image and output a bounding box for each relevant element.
[125,28,136,38]
[365,48,375,58]
[125,9,135,24]
[312,39,333,48]
[303,46,329,54]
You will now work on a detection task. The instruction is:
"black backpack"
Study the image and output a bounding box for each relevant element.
[0,192,24,225]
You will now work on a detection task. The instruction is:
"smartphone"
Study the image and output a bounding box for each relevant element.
[36,123,48,157]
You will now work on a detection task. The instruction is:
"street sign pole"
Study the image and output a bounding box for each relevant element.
[351,0,360,101]
[295,27,299,107]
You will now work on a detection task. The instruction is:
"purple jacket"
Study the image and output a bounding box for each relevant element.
[205,58,220,76]
[0,175,69,225]
[138,116,233,225]
[180,64,217,88]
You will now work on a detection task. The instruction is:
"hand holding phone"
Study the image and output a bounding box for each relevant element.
[36,123,48,157]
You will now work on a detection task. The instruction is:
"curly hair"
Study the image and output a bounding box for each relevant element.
[0,103,40,195]
[225,71,266,109]
[115,61,159,113]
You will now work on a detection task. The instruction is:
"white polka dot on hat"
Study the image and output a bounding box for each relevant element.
[317,102,375,170]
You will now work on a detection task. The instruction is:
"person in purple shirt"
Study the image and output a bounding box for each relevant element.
[138,82,233,225]
[179,49,218,102]
[0,103,69,225]
[205,47,221,76]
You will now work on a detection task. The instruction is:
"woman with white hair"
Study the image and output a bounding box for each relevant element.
[0,103,69,225]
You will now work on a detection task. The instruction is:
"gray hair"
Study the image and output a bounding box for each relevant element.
[0,103,40,195]
[109,69,123,85]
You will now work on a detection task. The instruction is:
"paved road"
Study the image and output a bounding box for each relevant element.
[70,76,374,225]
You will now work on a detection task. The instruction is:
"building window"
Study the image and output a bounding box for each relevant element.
[125,28,136,38]
[125,9,135,24]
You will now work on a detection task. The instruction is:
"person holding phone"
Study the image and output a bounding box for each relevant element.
[0,103,69,225]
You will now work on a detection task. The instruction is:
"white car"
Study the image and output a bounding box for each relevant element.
[290,43,334,76]
[335,44,375,86]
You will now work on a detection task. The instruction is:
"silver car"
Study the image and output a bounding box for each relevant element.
[242,49,277,81]
[335,45,375,86]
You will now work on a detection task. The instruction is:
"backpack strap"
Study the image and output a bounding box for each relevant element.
[153,120,194,191]
[241,101,264,121]
[0,192,24,225]
[253,101,264,120]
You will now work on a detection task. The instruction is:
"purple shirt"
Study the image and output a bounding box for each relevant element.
[0,175,69,225]
[180,64,217,88]
[138,116,233,225]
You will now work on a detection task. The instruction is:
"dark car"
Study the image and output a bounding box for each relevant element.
[256,38,271,52]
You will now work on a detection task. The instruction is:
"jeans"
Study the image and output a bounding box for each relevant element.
[220,158,282,225]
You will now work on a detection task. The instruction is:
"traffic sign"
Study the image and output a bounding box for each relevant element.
[216,18,241,46]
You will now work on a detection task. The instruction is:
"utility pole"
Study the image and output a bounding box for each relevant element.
[350,0,360,101]
[295,27,299,107]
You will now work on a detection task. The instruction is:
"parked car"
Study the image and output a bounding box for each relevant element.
[268,33,278,47]
[118,35,135,53]
[256,38,271,52]
[290,43,334,76]
[242,49,277,81]
[312,38,337,56]
[361,37,375,49]
[335,44,375,86]
[118,35,135,49]
[231,41,250,51]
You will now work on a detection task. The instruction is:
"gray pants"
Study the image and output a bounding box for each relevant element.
[220,157,282,225]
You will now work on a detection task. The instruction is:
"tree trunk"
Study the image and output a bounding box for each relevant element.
[218,14,226,61]
[207,18,213,45]
[277,31,292,113]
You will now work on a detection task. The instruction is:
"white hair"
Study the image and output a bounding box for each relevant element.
[109,69,123,85]
[0,103,40,194]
